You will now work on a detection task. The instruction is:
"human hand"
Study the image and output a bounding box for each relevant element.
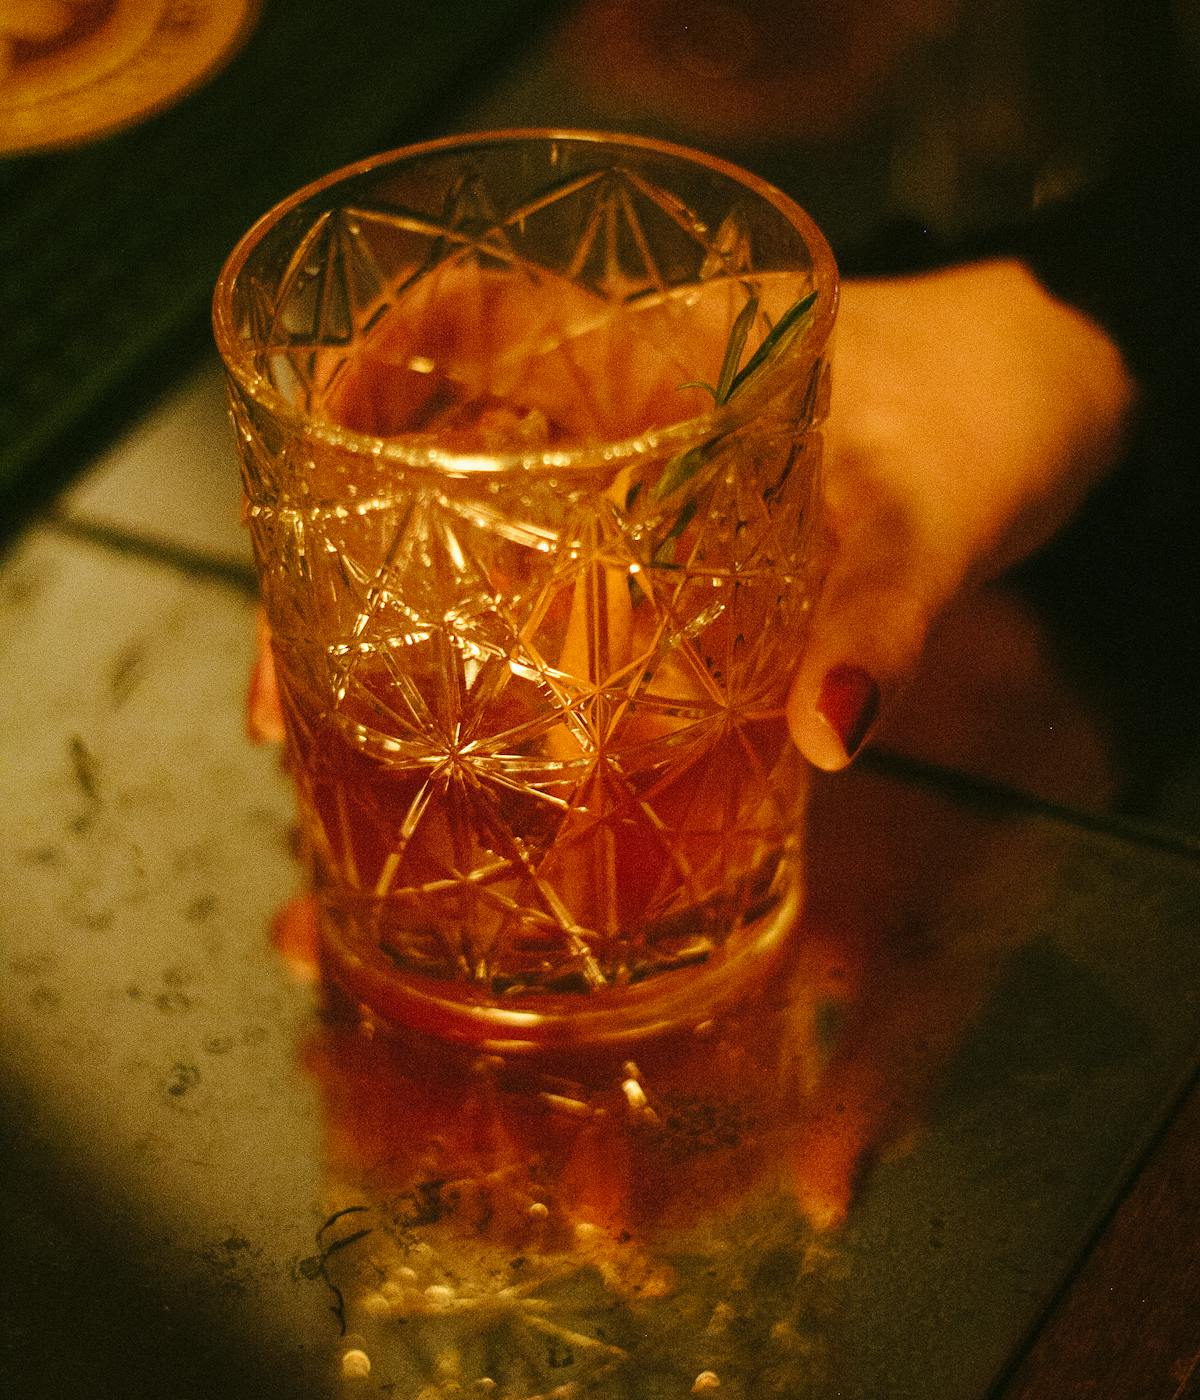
[786,258,1139,770]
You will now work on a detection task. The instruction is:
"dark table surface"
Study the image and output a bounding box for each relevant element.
[3,4,1198,1397]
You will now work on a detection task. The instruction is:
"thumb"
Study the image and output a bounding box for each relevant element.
[788,553,946,771]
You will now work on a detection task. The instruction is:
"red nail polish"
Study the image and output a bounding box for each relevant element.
[816,664,880,758]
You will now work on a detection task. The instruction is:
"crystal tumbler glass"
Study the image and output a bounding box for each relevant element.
[213,130,837,1053]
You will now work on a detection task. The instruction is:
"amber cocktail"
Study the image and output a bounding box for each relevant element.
[214,131,836,1052]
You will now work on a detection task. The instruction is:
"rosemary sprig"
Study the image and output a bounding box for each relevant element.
[652,287,819,511]
[676,290,761,408]
[725,286,819,401]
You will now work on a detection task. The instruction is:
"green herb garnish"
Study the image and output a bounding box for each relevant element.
[676,290,762,407]
[652,287,819,513]
[725,287,819,401]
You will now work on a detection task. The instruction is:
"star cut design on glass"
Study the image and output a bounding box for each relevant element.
[252,156,785,440]
[232,143,824,995]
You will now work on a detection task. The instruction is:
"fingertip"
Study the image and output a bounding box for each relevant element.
[817,663,880,759]
[248,607,286,744]
[788,663,881,770]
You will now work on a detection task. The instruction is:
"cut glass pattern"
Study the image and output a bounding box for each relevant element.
[225,138,830,1001]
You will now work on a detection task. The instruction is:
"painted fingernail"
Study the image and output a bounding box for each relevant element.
[816,664,880,759]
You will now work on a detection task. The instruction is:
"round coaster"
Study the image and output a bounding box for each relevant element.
[0,0,259,155]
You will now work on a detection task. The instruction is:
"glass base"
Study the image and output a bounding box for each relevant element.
[317,879,803,1059]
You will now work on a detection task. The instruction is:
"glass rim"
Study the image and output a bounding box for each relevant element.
[212,127,839,475]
